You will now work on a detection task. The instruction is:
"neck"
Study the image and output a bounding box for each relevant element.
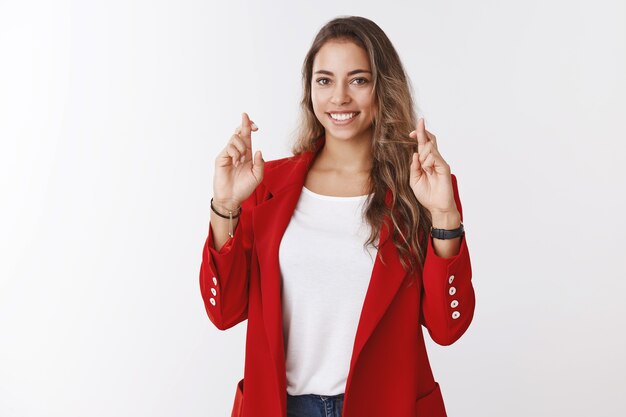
[316,131,373,174]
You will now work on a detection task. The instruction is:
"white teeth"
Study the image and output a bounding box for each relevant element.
[330,112,356,121]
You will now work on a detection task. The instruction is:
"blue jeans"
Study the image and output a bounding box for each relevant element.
[286,392,345,417]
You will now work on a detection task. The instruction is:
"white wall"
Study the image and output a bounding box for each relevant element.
[1,0,625,416]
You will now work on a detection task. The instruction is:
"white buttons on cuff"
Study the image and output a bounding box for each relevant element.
[450,299,459,308]
[209,297,216,306]
[448,275,455,284]
[449,286,456,296]
[212,277,218,286]
[211,288,217,296]
[452,311,460,319]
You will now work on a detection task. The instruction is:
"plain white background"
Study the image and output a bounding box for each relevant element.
[1,0,625,416]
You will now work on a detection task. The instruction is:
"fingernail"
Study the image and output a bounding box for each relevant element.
[240,155,245,163]
[251,122,258,129]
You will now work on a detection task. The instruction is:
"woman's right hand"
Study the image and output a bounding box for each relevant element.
[213,112,264,210]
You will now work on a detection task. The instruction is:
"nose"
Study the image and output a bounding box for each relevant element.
[330,83,351,106]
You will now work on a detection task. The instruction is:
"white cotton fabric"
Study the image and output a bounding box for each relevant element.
[279,185,378,396]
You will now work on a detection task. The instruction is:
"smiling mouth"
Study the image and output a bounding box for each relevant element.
[327,112,360,121]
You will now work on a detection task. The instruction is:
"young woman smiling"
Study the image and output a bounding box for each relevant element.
[201,15,475,417]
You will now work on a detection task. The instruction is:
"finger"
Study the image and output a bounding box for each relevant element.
[410,152,425,182]
[411,151,421,171]
[409,118,429,153]
[409,119,435,140]
[240,112,252,149]
[422,152,436,174]
[422,154,435,175]
[235,120,259,133]
[230,133,248,157]
[425,129,438,149]
[236,134,254,164]
[418,143,433,166]
[251,149,265,177]
[236,120,258,135]
[422,149,449,175]
[226,142,241,159]
[421,146,445,172]
[226,142,243,167]
[220,137,238,160]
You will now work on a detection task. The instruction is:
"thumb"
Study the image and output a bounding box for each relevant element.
[252,150,265,178]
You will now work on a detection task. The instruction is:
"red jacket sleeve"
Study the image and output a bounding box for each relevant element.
[419,173,475,346]
[199,187,260,331]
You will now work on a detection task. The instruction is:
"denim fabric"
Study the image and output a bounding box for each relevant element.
[286,392,345,417]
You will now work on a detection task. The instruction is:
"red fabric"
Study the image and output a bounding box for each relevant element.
[231,378,244,417]
[201,138,475,417]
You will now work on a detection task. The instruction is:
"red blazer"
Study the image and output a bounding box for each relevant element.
[200,137,475,417]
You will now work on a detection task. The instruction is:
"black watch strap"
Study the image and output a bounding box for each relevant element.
[430,222,464,240]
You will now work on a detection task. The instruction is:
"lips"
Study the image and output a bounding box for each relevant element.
[327,111,360,121]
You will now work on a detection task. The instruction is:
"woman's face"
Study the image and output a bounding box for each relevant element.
[311,39,376,144]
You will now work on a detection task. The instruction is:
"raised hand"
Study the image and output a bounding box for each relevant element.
[408,118,457,215]
[213,112,264,210]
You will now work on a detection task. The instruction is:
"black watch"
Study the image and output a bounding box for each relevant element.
[430,222,464,240]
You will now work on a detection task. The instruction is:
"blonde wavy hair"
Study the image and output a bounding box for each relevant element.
[289,16,433,279]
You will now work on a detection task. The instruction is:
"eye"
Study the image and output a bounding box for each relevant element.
[315,78,331,86]
[352,77,369,85]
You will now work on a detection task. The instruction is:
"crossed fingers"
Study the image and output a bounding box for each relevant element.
[409,118,444,175]
[227,113,257,167]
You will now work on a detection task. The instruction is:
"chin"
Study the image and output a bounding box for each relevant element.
[326,130,366,142]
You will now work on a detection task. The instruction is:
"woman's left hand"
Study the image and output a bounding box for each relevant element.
[408,118,458,215]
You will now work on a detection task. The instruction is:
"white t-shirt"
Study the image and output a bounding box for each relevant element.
[279,185,378,396]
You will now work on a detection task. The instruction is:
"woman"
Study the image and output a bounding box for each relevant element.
[201,16,475,417]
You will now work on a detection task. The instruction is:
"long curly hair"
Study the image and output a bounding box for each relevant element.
[289,15,433,278]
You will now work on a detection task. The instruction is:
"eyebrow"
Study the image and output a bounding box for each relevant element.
[313,69,372,76]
